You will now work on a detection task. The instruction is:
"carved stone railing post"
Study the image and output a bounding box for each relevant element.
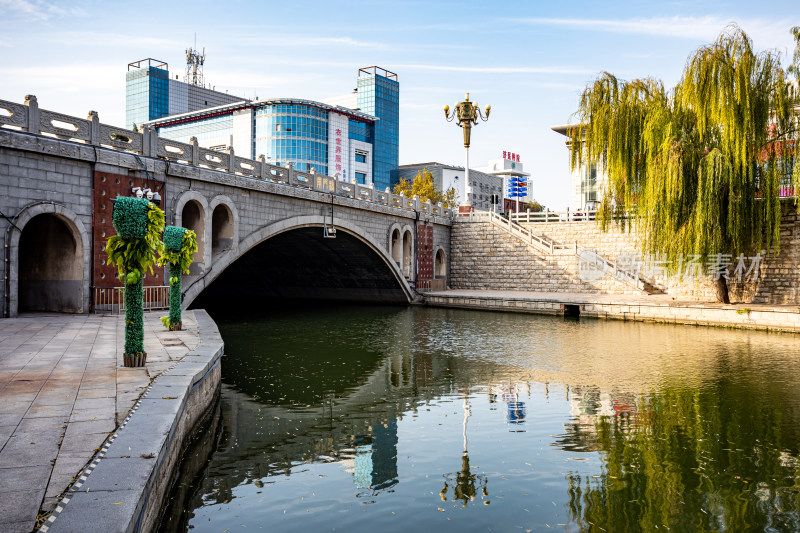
[87,110,100,145]
[141,125,152,156]
[258,155,266,179]
[285,162,294,184]
[24,95,39,134]
[226,146,235,173]
[190,137,199,166]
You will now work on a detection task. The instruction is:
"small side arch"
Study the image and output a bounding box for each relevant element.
[8,203,91,316]
[209,195,239,260]
[401,224,414,279]
[434,246,447,280]
[173,191,210,275]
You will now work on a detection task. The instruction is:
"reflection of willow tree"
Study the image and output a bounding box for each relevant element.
[566,387,800,531]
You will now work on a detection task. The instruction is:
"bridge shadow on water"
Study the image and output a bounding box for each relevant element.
[189,226,411,310]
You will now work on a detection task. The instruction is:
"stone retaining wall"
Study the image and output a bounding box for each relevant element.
[425,293,800,333]
[452,214,800,304]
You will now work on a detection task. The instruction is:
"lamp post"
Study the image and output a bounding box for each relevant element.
[444,93,490,208]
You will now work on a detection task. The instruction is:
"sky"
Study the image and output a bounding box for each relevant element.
[1,0,799,209]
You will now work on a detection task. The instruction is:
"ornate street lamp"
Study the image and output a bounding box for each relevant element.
[444,93,490,207]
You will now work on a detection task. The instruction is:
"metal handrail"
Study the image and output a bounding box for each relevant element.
[92,285,170,314]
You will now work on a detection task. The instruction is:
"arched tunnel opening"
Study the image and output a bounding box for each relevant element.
[190,226,410,313]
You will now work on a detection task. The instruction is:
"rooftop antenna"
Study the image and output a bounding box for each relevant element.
[185,34,205,87]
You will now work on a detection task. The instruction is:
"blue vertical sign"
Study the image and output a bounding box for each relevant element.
[507,177,528,198]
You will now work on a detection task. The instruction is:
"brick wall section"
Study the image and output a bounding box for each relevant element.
[92,171,166,288]
[450,222,639,294]
[416,222,433,281]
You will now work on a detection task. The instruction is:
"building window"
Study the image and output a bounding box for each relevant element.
[355,152,367,163]
[355,172,367,184]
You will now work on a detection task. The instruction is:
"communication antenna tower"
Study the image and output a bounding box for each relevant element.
[185,41,205,86]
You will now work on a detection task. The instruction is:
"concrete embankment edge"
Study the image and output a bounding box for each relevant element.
[44,309,224,533]
[425,293,800,333]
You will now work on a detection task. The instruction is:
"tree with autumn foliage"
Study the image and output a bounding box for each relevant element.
[393,168,459,208]
[569,25,800,303]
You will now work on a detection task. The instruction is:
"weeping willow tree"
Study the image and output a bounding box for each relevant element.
[569,26,800,303]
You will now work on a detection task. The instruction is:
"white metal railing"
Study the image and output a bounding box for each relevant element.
[460,210,650,291]
[0,95,454,219]
[459,210,561,254]
[510,209,597,224]
[92,286,170,314]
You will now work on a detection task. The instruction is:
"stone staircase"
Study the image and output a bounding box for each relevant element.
[452,211,663,295]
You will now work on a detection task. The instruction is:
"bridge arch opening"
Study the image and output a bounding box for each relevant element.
[434,248,446,279]
[182,200,205,274]
[18,214,83,313]
[191,224,410,310]
[402,229,413,279]
[211,204,234,259]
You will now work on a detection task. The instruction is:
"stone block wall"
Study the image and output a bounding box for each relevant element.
[498,216,800,304]
[450,222,639,294]
[0,144,94,315]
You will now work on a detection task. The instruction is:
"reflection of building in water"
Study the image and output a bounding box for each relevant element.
[490,383,529,431]
[352,419,399,491]
[553,386,640,452]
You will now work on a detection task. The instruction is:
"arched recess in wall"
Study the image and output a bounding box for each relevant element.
[401,227,413,279]
[390,227,402,268]
[210,197,237,259]
[8,203,90,316]
[174,191,209,276]
[434,247,447,279]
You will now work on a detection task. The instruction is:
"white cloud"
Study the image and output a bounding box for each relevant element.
[511,16,796,49]
[394,63,594,75]
[0,0,86,20]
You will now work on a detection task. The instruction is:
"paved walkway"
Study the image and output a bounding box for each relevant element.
[0,311,199,533]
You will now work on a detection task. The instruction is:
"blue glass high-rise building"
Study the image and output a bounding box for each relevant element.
[125,59,170,130]
[357,67,399,191]
[125,58,244,131]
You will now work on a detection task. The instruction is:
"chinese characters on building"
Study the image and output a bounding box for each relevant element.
[502,151,520,162]
[334,127,343,178]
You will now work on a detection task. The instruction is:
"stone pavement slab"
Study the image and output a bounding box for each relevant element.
[0,310,200,532]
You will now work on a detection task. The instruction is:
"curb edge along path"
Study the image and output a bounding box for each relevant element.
[43,310,223,533]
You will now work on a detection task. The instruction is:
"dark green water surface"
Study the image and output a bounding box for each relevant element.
[159,304,800,532]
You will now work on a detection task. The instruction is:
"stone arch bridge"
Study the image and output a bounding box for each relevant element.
[0,96,453,317]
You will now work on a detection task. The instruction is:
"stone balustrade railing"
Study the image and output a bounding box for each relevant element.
[0,95,454,218]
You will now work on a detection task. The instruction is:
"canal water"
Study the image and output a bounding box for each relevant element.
[159,304,800,532]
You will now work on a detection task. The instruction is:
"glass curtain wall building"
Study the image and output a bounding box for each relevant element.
[254,104,329,174]
[357,67,399,191]
[143,67,398,187]
[126,58,244,131]
[126,59,170,130]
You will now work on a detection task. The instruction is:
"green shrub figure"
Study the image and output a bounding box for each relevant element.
[105,197,165,367]
[158,226,197,331]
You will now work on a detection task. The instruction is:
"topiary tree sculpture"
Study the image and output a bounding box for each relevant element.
[105,196,165,367]
[158,226,197,331]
